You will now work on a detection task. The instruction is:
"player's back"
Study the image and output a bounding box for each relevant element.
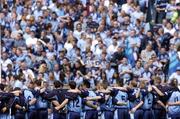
[67,92,82,113]
[168,90,180,115]
[113,89,128,108]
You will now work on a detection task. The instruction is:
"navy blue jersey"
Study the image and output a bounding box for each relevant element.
[0,92,13,113]
[112,89,128,108]
[66,92,82,113]
[35,90,50,109]
[98,92,114,111]
[81,90,98,110]
[141,89,153,110]
[24,89,36,110]
[128,88,141,109]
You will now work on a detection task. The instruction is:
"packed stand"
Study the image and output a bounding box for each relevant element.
[0,0,180,119]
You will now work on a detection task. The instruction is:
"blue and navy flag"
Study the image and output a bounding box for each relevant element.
[168,52,180,76]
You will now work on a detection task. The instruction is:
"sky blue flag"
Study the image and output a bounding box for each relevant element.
[168,52,180,76]
[125,44,135,67]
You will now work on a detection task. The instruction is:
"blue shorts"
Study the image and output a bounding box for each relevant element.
[83,110,98,119]
[67,111,80,119]
[100,110,114,119]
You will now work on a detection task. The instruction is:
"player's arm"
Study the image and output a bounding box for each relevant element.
[136,88,141,98]
[98,89,111,94]
[157,100,166,109]
[85,101,98,109]
[68,89,81,94]
[52,100,60,106]
[116,101,128,106]
[29,98,37,105]
[110,87,127,91]
[85,96,102,101]
[130,101,144,113]
[167,101,180,106]
[55,99,69,110]
[152,85,164,96]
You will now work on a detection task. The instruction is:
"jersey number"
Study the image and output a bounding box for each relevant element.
[73,98,80,107]
[121,95,126,101]
[174,97,179,102]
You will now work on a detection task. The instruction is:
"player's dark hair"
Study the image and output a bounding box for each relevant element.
[101,81,109,89]
[154,76,161,84]
[140,80,146,89]
[69,81,76,89]
[117,79,123,87]
[0,84,5,91]
[35,80,42,87]
[14,87,21,91]
[169,78,178,87]
[83,80,90,88]
[54,81,63,88]
[130,80,137,87]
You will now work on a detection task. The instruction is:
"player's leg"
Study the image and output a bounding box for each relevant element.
[104,111,114,119]
[153,109,160,119]
[85,111,92,119]
[124,108,130,119]
[38,109,48,119]
[134,109,143,119]
[92,110,98,119]
[117,109,124,119]
[68,112,81,119]
[28,110,37,119]
[143,110,153,119]
[14,112,25,119]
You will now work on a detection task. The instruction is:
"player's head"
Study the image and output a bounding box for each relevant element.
[0,84,5,91]
[129,80,137,88]
[83,80,91,89]
[139,80,146,89]
[69,81,76,89]
[54,80,63,89]
[116,79,124,87]
[154,76,161,85]
[34,80,42,87]
[101,81,109,89]
[169,78,178,88]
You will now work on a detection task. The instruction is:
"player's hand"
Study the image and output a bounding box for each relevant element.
[2,107,7,113]
[55,106,60,111]
[131,108,136,113]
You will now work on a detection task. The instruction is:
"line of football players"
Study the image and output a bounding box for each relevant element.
[0,77,180,119]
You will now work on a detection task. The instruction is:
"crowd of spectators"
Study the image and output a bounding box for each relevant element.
[0,0,180,90]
